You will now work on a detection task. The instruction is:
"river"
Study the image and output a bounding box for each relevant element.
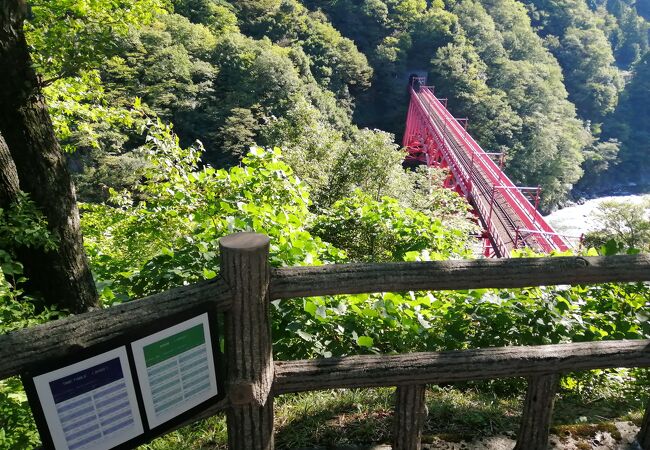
[544,194,650,238]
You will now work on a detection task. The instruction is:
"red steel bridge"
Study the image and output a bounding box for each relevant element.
[403,78,573,257]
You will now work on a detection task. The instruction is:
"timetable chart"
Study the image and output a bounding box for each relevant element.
[32,347,143,450]
[146,332,210,415]
[52,358,135,449]
[132,314,218,428]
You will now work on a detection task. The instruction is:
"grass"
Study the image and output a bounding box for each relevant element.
[139,415,228,450]
[422,385,522,442]
[140,389,397,450]
[3,370,644,449]
[141,374,648,449]
[275,389,395,447]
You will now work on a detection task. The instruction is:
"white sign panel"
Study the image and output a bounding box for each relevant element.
[32,347,143,450]
[130,313,219,428]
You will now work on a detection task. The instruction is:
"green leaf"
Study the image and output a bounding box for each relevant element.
[356,336,374,348]
[601,239,619,256]
[297,330,314,341]
[202,268,217,279]
[304,301,317,316]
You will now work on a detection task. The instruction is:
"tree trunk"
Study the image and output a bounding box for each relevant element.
[0,0,98,312]
[0,133,20,205]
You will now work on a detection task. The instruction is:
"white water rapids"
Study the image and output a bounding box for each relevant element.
[544,194,650,238]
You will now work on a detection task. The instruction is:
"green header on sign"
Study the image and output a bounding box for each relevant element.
[144,324,206,367]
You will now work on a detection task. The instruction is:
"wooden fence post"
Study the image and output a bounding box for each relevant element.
[637,401,650,449]
[220,233,274,449]
[393,384,427,450]
[514,374,559,450]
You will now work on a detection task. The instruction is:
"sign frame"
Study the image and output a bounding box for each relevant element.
[22,304,225,450]
[27,346,144,450]
[130,313,221,430]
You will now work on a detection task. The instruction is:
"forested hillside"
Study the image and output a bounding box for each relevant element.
[26,0,650,210]
[1,0,650,447]
[3,0,649,368]
[300,0,650,200]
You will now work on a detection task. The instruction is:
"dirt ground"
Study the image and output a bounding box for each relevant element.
[420,422,641,450]
[302,421,643,450]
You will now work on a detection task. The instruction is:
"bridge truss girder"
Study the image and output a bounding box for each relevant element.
[403,81,572,257]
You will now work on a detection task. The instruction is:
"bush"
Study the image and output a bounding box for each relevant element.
[311,190,474,262]
[0,194,64,450]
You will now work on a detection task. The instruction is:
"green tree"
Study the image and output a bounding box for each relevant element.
[233,0,282,23]
[25,0,167,81]
[454,0,590,208]
[1,1,98,312]
[244,0,373,106]
[170,0,239,33]
[429,34,521,154]
[553,26,622,120]
[517,0,623,122]
[311,190,474,262]
[81,120,345,300]
[102,13,218,145]
[602,52,650,185]
[574,138,620,192]
[584,197,650,251]
[611,2,649,67]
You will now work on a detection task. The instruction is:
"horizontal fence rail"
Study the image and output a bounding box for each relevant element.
[2,255,648,380]
[274,340,650,394]
[1,233,650,450]
[270,254,650,299]
[0,277,233,379]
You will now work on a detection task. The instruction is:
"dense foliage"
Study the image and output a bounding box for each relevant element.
[300,0,649,199]
[0,195,64,449]
[2,0,650,447]
[72,126,650,366]
[600,53,650,189]
[584,196,650,252]
[274,277,650,359]
[25,0,650,208]
[81,121,473,302]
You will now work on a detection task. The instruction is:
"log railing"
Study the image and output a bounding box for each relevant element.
[1,232,650,450]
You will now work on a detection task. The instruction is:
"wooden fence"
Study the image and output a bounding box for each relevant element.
[2,232,650,450]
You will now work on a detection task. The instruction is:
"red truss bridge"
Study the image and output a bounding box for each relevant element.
[403,78,573,257]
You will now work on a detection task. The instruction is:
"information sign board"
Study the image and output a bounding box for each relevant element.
[130,313,219,428]
[30,347,143,450]
[23,308,224,450]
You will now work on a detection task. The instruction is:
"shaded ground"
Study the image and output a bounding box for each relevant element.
[298,421,641,449]
[424,421,641,449]
[142,384,648,450]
